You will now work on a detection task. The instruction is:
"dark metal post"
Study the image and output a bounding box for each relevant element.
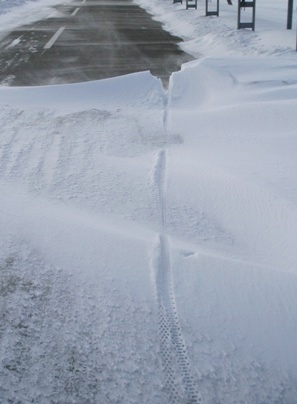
[252,0,256,30]
[287,0,293,29]
[237,0,241,28]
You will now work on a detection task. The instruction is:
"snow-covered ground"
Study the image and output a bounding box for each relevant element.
[135,0,297,57]
[1,0,297,403]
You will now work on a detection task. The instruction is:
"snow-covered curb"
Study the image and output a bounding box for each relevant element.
[133,0,297,57]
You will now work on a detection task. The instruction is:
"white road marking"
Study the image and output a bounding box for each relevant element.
[71,7,80,16]
[44,27,65,50]
[47,12,57,19]
[7,36,22,49]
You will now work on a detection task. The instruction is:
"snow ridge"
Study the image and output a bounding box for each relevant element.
[151,91,201,403]
[153,149,167,229]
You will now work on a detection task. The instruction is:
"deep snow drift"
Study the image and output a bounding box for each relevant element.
[1,0,297,403]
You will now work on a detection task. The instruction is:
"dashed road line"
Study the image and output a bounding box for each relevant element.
[7,36,23,49]
[44,26,65,50]
[71,7,80,16]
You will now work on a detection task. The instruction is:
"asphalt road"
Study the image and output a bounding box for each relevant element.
[0,0,194,86]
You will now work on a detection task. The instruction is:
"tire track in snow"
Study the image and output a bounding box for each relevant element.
[153,234,201,403]
[151,91,201,403]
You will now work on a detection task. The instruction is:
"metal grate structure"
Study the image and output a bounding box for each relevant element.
[186,0,198,9]
[237,0,256,30]
[206,0,219,16]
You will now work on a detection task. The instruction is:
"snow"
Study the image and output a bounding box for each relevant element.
[1,0,297,403]
[134,0,296,57]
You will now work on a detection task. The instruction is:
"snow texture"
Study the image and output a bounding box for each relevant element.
[1,0,297,403]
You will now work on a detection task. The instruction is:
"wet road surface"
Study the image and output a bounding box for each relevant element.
[0,0,194,86]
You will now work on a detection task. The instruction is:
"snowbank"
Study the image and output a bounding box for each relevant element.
[1,0,297,402]
[134,0,297,57]
[1,57,297,401]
